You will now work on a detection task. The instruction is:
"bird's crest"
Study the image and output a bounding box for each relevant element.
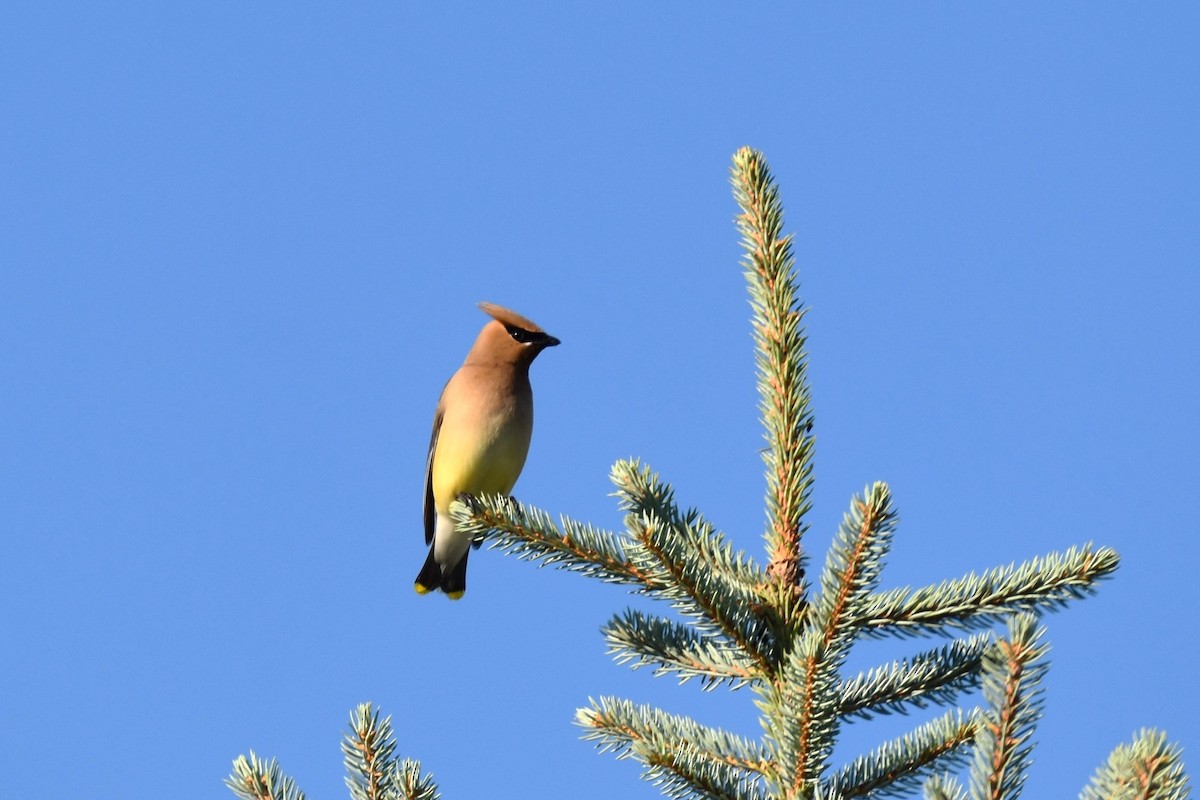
[478,302,545,333]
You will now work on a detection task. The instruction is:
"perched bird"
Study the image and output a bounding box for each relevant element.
[414,302,560,599]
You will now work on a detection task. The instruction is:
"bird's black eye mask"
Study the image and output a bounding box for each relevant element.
[506,324,546,345]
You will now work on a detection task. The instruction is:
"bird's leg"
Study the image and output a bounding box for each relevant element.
[456,492,482,514]
[501,495,525,524]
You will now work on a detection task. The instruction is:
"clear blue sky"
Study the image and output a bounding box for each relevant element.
[2,4,1197,798]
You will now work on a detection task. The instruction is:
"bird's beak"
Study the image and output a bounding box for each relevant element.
[544,335,561,347]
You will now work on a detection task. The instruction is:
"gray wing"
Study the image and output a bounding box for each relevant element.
[423,406,443,546]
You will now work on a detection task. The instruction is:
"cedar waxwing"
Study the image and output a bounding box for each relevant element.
[414,302,560,599]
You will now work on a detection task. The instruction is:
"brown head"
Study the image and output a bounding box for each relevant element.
[463,302,560,369]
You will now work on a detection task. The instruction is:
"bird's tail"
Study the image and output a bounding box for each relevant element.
[413,546,469,600]
[441,549,468,599]
[413,548,443,595]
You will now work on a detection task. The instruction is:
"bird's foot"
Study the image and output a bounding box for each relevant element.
[501,495,525,523]
[456,492,482,514]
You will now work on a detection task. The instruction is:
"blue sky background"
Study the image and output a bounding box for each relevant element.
[2,4,1197,798]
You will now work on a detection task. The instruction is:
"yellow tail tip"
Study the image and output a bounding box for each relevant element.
[446,589,465,600]
[414,582,432,595]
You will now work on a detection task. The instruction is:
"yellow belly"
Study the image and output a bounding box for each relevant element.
[431,405,531,513]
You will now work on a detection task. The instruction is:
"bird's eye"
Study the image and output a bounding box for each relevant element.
[507,326,530,343]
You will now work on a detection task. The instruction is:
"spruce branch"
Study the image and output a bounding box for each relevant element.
[829,709,978,799]
[762,632,843,798]
[343,703,437,800]
[579,696,771,800]
[343,704,396,800]
[837,634,990,721]
[603,608,760,690]
[391,762,441,800]
[612,459,776,668]
[764,484,899,795]
[642,749,771,800]
[858,544,1118,638]
[226,753,306,800]
[611,459,766,593]
[969,615,1048,800]
[924,775,968,800]
[1080,729,1191,800]
[228,704,439,800]
[732,146,815,615]
[451,494,642,585]
[342,703,440,800]
[811,484,898,657]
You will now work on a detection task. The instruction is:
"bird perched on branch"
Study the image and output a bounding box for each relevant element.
[414,302,560,599]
